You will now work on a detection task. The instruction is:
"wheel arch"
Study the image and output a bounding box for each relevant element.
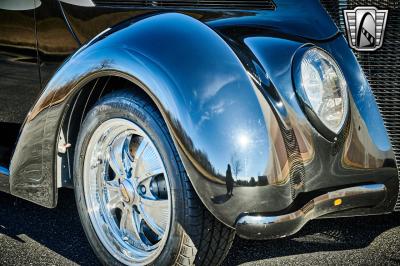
[57,74,161,189]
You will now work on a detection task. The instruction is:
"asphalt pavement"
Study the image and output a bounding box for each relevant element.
[1,189,400,266]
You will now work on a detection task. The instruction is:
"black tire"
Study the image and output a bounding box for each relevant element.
[74,90,235,265]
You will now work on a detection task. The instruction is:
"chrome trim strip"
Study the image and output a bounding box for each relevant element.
[236,184,386,239]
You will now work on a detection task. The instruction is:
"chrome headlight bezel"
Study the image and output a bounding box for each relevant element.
[293,46,349,140]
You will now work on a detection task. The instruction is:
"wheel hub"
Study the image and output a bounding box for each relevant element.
[119,179,136,204]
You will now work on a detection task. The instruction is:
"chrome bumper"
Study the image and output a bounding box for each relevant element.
[236,184,387,239]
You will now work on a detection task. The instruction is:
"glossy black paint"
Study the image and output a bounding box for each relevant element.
[2,0,398,234]
[60,0,339,44]
[36,0,79,87]
[0,1,40,124]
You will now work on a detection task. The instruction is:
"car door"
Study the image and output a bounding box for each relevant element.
[0,1,41,171]
[0,0,41,125]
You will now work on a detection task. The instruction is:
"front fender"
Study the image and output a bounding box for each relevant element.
[10,13,286,226]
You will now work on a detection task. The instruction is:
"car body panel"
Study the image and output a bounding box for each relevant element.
[0,1,41,124]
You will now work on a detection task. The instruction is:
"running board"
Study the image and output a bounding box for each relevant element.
[235,184,386,240]
[0,166,10,193]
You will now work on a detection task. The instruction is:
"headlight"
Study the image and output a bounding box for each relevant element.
[294,47,349,138]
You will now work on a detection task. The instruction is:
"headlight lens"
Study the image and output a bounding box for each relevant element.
[299,48,348,135]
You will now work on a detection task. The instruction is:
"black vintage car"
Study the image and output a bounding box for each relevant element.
[0,0,399,265]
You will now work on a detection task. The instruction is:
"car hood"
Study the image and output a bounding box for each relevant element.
[207,0,338,41]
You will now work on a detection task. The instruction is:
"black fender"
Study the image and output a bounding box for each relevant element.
[10,11,398,227]
[10,13,285,226]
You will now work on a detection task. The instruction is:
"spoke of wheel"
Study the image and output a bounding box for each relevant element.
[120,206,137,238]
[140,198,169,236]
[108,136,126,177]
[108,135,133,179]
[132,211,150,247]
[132,138,150,175]
[105,181,121,209]
[134,147,163,187]
[135,137,150,161]
[117,207,149,255]
[105,178,120,188]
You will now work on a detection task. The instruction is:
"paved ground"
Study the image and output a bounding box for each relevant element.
[1,189,400,266]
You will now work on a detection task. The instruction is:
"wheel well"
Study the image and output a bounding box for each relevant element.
[58,75,158,188]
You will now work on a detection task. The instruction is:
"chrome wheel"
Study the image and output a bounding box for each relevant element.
[83,118,171,265]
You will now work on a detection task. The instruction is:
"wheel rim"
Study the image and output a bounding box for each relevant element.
[83,118,171,265]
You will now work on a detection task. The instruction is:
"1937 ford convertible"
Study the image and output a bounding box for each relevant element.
[0,0,399,265]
